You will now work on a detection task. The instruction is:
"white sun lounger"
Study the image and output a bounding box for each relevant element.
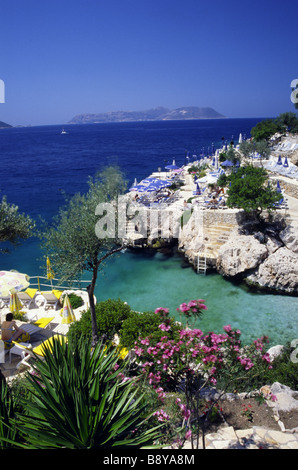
[39,291,62,309]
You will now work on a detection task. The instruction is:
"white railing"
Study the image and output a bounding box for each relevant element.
[29,276,91,292]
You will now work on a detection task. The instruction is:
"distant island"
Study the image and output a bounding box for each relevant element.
[0,121,12,128]
[68,106,226,124]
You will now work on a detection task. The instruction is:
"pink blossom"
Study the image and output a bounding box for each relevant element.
[155,307,169,315]
[159,323,171,331]
[153,409,169,422]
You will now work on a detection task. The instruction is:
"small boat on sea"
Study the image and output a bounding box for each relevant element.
[61,128,68,134]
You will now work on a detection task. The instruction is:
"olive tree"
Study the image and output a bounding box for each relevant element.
[40,166,128,345]
[0,196,35,253]
[226,165,281,221]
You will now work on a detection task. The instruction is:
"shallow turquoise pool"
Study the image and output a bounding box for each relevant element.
[94,249,298,347]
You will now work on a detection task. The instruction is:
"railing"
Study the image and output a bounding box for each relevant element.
[30,276,91,292]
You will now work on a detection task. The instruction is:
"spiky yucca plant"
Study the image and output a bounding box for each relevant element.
[1,337,162,448]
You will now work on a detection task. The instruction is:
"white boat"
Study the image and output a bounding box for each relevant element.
[61,128,68,134]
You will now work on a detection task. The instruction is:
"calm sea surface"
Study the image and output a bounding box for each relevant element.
[0,119,297,345]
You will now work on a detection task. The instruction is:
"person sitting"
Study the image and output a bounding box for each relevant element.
[1,313,30,348]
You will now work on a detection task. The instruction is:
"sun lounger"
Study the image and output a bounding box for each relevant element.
[8,342,32,363]
[39,291,62,309]
[12,334,66,371]
[21,323,47,337]
[0,296,10,309]
[17,289,38,309]
[34,316,55,330]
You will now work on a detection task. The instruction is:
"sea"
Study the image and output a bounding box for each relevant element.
[0,118,297,346]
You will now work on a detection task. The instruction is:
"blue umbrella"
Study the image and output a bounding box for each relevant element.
[277,155,282,165]
[147,180,171,190]
[283,157,289,167]
[129,184,147,192]
[165,159,180,170]
[276,180,281,193]
[221,160,233,167]
[195,182,201,195]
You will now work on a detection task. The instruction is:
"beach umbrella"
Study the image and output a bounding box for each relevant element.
[61,294,76,324]
[0,271,30,297]
[195,182,201,195]
[277,155,282,165]
[165,159,180,170]
[238,133,243,144]
[221,160,233,167]
[129,184,147,192]
[276,180,282,193]
[283,157,289,167]
[46,256,55,282]
[9,293,22,314]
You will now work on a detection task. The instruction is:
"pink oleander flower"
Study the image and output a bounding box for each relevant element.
[155,307,169,315]
[223,324,232,333]
[185,429,192,440]
[159,323,171,331]
[153,409,170,422]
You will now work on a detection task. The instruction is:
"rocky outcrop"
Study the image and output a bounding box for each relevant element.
[279,222,298,253]
[246,247,298,294]
[216,234,268,277]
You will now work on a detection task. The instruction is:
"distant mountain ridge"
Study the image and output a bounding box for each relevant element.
[68,106,225,124]
[0,120,12,128]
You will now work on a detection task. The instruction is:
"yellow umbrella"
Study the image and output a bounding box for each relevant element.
[9,293,22,315]
[61,294,75,324]
[46,257,55,287]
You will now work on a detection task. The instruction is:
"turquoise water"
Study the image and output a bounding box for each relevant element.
[94,249,298,347]
[0,121,297,348]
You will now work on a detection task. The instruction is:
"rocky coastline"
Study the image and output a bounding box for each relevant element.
[125,134,298,297]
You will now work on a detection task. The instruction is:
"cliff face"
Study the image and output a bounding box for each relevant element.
[178,209,298,295]
[68,106,226,124]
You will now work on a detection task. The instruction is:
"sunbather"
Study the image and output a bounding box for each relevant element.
[1,313,30,346]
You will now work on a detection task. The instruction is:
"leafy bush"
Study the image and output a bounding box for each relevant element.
[68,298,132,344]
[61,292,83,309]
[260,343,298,390]
[119,310,180,350]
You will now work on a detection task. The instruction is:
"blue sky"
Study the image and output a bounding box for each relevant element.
[0,0,297,126]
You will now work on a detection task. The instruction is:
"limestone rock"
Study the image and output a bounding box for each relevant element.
[279,222,298,253]
[247,247,298,294]
[216,234,268,277]
[270,382,298,412]
[266,345,285,361]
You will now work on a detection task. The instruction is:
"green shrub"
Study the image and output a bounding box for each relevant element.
[61,292,84,309]
[119,310,180,350]
[261,343,298,390]
[68,298,132,344]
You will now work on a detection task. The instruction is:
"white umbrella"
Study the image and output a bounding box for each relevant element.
[0,270,30,296]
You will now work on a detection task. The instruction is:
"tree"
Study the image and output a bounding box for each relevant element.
[276,112,298,133]
[0,196,35,253]
[40,166,128,345]
[250,119,282,141]
[226,165,281,220]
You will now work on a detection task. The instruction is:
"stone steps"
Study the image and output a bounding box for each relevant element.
[182,425,298,449]
[196,224,235,264]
